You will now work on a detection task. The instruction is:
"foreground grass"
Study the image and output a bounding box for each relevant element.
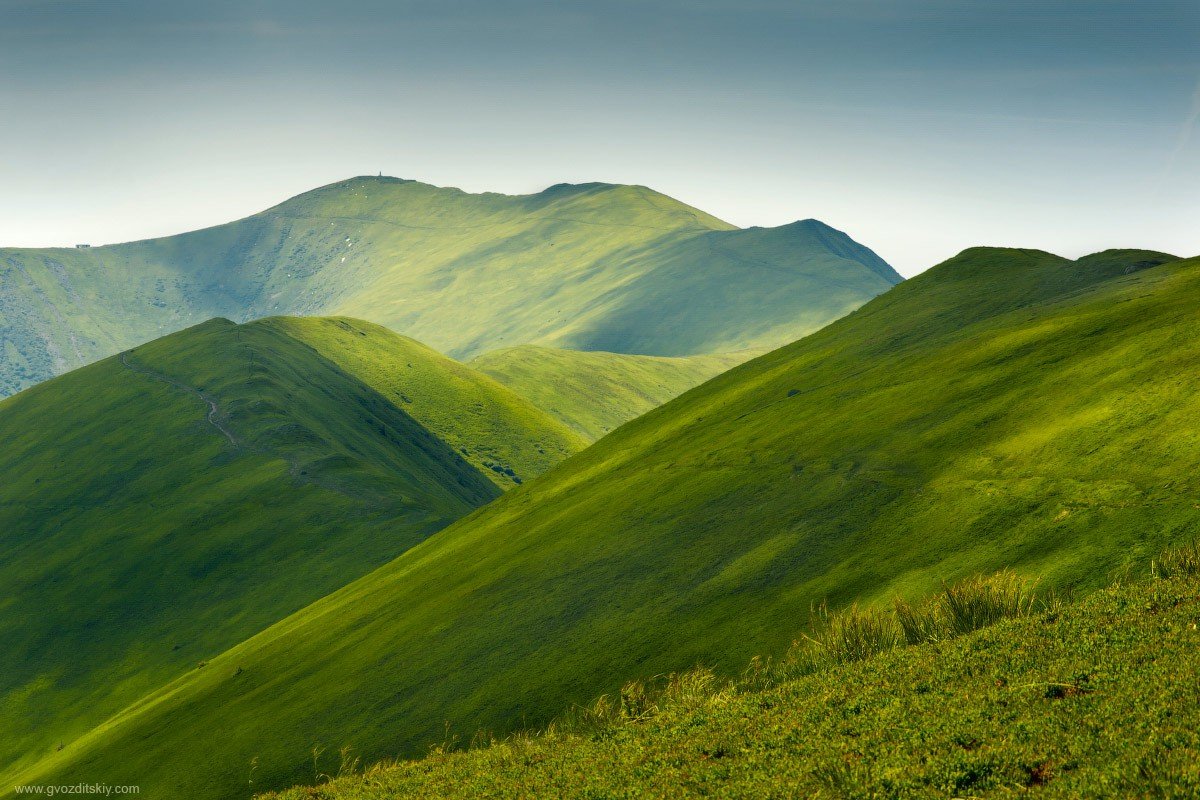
[267,560,1200,799]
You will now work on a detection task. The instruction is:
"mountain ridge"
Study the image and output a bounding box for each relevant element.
[0,176,898,394]
[0,314,581,780]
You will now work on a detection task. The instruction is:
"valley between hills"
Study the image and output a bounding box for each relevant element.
[2,179,1197,799]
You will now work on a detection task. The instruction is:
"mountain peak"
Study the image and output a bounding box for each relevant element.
[782,218,833,231]
[538,181,618,195]
[739,218,901,285]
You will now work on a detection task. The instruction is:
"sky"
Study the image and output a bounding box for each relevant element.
[1,0,1197,276]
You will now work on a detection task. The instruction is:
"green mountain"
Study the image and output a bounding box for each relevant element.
[0,316,580,781]
[264,563,1200,800]
[0,177,900,396]
[472,345,752,439]
[269,317,586,486]
[14,246,1194,799]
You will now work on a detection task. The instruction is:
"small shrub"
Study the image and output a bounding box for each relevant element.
[1035,585,1072,619]
[777,639,825,681]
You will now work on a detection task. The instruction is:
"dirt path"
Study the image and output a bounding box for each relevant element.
[119,352,239,447]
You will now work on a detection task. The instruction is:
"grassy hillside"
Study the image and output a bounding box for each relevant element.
[472,345,752,439]
[266,317,586,486]
[542,219,899,357]
[17,247,1196,799]
[264,560,1200,799]
[0,177,899,395]
[0,316,578,782]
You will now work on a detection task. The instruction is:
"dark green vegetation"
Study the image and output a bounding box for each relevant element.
[264,561,1200,799]
[472,345,752,438]
[0,316,580,785]
[0,176,899,396]
[12,246,1195,799]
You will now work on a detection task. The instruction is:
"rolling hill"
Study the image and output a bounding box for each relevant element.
[14,246,1196,799]
[471,345,752,439]
[0,315,580,781]
[0,177,900,396]
[267,317,586,486]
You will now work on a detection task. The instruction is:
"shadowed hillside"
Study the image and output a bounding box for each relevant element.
[0,316,580,781]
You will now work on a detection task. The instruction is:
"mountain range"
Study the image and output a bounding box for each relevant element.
[7,243,1196,798]
[0,176,900,396]
[1,178,901,795]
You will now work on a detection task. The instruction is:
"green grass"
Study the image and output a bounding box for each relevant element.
[265,317,586,486]
[1151,540,1200,580]
[0,315,578,786]
[471,345,753,439]
[15,247,1196,799]
[0,177,899,396]
[262,557,1200,799]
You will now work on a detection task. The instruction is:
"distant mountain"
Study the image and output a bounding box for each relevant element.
[0,316,581,781]
[0,177,900,395]
[18,247,1197,799]
[472,345,752,439]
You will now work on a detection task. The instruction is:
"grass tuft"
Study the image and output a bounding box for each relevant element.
[940,571,1037,636]
[1151,540,1200,580]
[894,596,943,645]
[803,602,903,666]
[771,572,1042,682]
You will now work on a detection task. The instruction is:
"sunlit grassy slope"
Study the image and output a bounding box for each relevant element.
[0,316,579,783]
[0,177,899,395]
[18,247,1196,799]
[265,567,1200,799]
[472,345,752,438]
[269,317,586,486]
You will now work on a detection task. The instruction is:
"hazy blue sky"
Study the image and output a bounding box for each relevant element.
[2,0,1197,274]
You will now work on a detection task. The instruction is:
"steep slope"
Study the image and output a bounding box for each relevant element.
[0,177,900,395]
[18,248,1192,799]
[0,316,578,781]
[540,219,900,356]
[266,317,586,486]
[266,568,1200,799]
[472,345,752,439]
